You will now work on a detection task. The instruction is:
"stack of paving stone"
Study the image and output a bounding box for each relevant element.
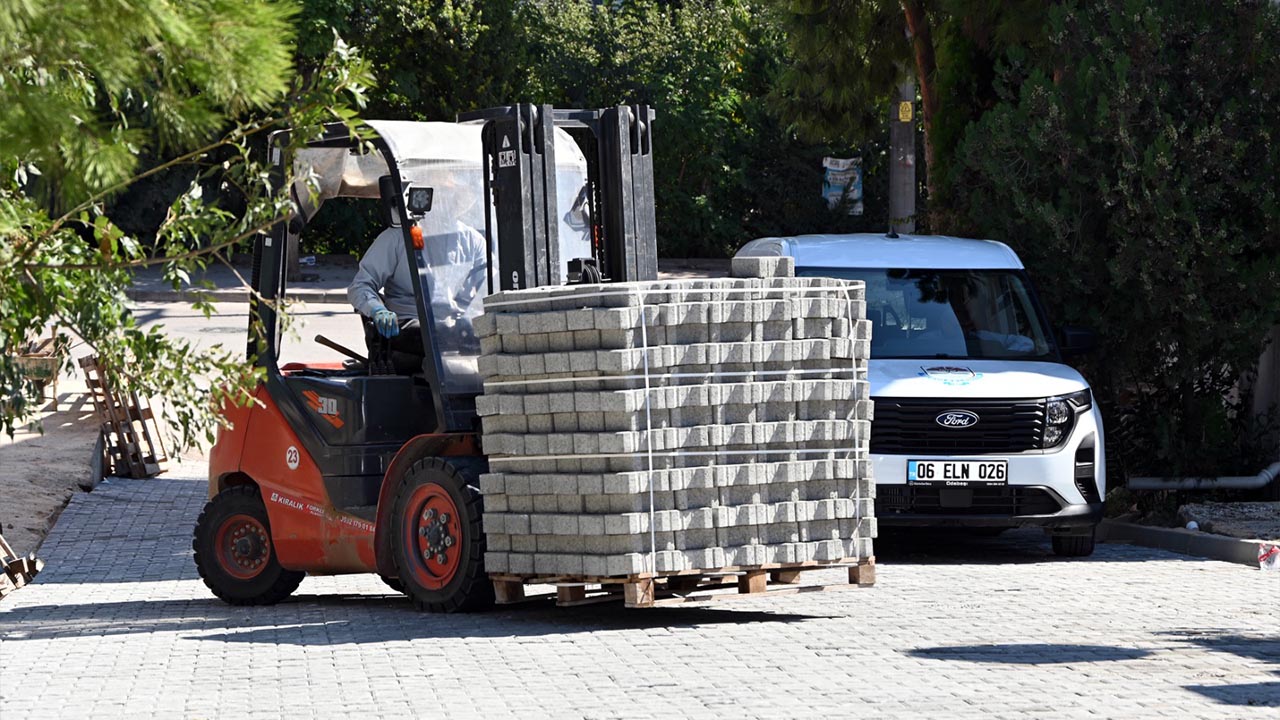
[474,256,875,578]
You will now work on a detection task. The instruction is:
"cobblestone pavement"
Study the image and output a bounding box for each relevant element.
[1,465,1276,719]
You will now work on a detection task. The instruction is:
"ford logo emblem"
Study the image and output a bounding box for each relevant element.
[936,410,980,428]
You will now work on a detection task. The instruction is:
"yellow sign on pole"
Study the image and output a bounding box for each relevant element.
[898,101,914,123]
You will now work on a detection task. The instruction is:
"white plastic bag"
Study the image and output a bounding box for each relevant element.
[1259,543,1280,572]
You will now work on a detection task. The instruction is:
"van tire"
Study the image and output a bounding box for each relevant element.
[1051,528,1096,558]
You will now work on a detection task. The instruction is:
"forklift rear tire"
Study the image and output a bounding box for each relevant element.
[193,485,305,605]
[390,457,494,613]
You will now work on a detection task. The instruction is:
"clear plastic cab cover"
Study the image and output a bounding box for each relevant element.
[291,121,590,394]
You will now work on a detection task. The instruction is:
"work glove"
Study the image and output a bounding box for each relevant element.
[371,305,400,338]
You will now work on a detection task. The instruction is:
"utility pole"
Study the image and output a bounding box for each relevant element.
[888,79,917,234]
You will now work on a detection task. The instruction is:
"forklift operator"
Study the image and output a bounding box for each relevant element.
[347,210,421,347]
[347,187,487,373]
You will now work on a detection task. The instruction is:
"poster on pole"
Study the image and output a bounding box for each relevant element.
[822,156,863,215]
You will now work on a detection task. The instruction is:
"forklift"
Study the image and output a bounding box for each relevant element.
[194,105,657,612]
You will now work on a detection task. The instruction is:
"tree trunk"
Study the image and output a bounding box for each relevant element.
[901,0,939,206]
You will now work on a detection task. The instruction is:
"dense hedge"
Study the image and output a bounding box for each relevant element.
[948,0,1280,475]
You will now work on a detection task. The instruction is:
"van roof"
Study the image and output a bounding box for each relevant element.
[736,233,1024,271]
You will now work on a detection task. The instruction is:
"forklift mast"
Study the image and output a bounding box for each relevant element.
[458,104,658,291]
[250,106,658,444]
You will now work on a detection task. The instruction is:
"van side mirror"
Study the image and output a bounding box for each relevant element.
[1059,325,1097,357]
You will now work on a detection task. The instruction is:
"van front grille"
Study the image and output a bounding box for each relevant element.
[870,398,1045,455]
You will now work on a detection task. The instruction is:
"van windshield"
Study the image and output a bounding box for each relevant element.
[798,267,1056,360]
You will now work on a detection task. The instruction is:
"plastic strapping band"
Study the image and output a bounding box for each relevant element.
[481,280,861,309]
[841,283,863,560]
[635,286,658,575]
[486,447,868,463]
[484,366,861,389]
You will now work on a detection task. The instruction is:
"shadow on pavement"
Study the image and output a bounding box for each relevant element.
[1160,629,1280,665]
[1161,629,1280,707]
[906,643,1152,664]
[1184,679,1280,707]
[0,594,825,644]
[874,527,1201,565]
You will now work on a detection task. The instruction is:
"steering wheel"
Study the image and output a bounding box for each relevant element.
[881,304,904,332]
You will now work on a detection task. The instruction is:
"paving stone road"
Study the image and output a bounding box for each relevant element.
[1,464,1276,719]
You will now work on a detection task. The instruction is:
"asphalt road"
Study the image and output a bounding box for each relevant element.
[131,300,366,367]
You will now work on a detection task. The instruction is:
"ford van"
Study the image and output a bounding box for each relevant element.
[736,233,1105,556]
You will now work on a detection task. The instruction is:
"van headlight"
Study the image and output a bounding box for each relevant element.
[1043,389,1091,448]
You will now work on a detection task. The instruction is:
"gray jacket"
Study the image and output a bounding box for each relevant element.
[347,223,488,321]
[347,227,418,318]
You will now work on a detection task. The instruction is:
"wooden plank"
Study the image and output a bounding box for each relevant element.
[737,570,767,595]
[623,578,655,608]
[849,559,876,587]
[555,590,623,608]
[666,575,703,594]
[555,585,587,606]
[649,582,863,608]
[492,580,526,604]
[491,556,867,586]
[490,557,875,609]
[771,569,803,584]
[4,569,27,589]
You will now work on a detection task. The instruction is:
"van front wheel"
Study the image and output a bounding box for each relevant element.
[1051,528,1096,558]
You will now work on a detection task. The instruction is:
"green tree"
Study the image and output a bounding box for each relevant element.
[952,0,1280,475]
[294,0,875,259]
[296,0,527,120]
[0,0,373,443]
[523,0,881,257]
[769,0,1052,205]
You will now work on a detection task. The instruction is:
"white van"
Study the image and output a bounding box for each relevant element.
[736,233,1105,557]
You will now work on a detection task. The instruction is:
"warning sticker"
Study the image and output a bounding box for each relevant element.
[498,150,517,168]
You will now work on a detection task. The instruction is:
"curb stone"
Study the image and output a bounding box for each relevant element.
[1099,518,1278,568]
[126,289,348,304]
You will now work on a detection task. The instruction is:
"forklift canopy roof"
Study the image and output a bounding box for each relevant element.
[290,120,588,224]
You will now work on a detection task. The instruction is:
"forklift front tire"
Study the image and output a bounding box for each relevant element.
[193,485,304,605]
[390,457,494,613]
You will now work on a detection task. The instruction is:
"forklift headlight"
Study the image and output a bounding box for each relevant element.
[407,186,434,215]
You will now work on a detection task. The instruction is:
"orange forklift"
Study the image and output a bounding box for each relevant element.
[195,105,657,612]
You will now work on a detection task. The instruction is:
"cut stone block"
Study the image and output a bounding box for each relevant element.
[484,551,509,574]
[731,255,795,279]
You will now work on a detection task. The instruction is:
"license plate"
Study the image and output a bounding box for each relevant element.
[907,459,1008,486]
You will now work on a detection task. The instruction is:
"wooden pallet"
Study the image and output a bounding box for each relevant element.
[490,556,875,609]
[79,355,167,478]
[0,533,43,599]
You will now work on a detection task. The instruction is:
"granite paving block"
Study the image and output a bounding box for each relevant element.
[475,275,874,579]
[731,255,795,279]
